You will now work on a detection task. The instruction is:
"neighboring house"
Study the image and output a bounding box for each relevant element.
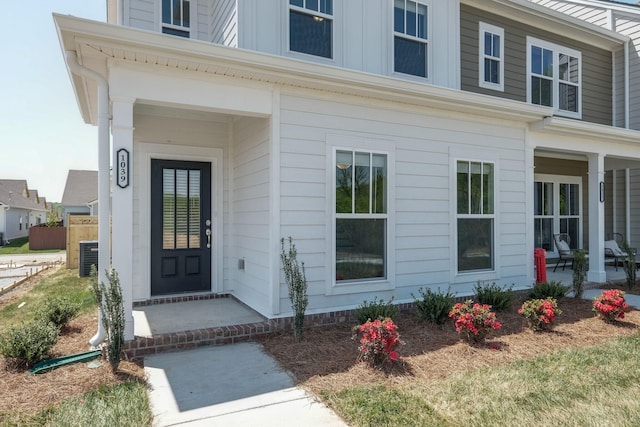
[531,0,640,249]
[0,180,48,243]
[55,0,640,341]
[60,170,99,222]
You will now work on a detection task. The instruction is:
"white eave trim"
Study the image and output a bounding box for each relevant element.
[461,0,628,50]
[531,116,640,145]
[54,14,553,124]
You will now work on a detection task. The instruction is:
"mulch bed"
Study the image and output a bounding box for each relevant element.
[259,296,640,397]
[2,275,639,418]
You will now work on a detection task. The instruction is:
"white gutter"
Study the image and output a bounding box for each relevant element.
[64,51,110,349]
[625,40,630,129]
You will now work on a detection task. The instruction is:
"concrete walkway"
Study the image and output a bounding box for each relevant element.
[145,342,347,427]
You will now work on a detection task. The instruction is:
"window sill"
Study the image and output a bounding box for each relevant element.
[327,279,394,296]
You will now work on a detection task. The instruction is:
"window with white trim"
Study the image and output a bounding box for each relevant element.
[457,160,494,272]
[162,0,191,38]
[479,22,504,91]
[527,37,581,118]
[289,0,333,59]
[335,150,387,282]
[393,0,429,78]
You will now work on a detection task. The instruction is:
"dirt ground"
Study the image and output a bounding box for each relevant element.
[2,270,639,418]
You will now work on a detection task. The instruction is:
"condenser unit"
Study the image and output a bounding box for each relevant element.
[79,240,98,277]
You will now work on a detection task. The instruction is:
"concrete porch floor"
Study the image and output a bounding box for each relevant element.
[545,261,628,285]
[125,296,274,359]
[133,298,266,337]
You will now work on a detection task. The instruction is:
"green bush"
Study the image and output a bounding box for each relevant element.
[528,280,569,300]
[92,267,125,372]
[0,319,59,369]
[412,288,456,325]
[474,282,514,311]
[355,297,398,324]
[36,297,81,328]
[572,250,587,298]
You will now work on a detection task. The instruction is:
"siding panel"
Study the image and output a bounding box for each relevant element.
[461,4,613,126]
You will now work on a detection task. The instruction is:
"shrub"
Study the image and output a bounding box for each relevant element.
[36,297,81,329]
[448,300,502,344]
[281,237,308,342]
[572,250,587,298]
[0,319,59,369]
[528,281,569,300]
[355,297,398,324]
[412,287,455,325]
[353,317,402,366]
[621,241,637,290]
[92,267,125,372]
[474,282,514,311]
[518,298,562,331]
[593,289,629,322]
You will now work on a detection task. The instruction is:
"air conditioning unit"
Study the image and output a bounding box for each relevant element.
[79,240,98,277]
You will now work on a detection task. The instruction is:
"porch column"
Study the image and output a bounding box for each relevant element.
[587,153,606,283]
[111,98,135,341]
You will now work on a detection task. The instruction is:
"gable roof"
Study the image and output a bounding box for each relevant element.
[0,180,47,211]
[61,170,98,207]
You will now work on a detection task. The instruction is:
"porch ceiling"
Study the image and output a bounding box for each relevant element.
[134,103,235,123]
[535,149,640,171]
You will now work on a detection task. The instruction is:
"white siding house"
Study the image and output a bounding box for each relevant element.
[55,0,640,342]
[0,180,48,243]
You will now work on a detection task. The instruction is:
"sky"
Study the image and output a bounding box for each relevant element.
[1,0,639,203]
[0,2,105,203]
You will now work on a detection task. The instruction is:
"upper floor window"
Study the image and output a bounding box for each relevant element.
[393,0,429,78]
[289,0,333,59]
[162,0,190,38]
[527,37,581,118]
[479,22,504,92]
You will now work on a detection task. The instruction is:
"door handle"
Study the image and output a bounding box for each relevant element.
[206,229,212,248]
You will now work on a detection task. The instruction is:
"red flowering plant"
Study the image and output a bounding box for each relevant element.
[518,298,562,331]
[593,289,629,322]
[353,317,402,367]
[448,300,502,344]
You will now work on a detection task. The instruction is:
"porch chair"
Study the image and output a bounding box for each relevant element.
[605,234,636,271]
[553,233,574,272]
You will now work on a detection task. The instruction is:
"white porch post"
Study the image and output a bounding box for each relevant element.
[587,153,606,283]
[111,98,135,341]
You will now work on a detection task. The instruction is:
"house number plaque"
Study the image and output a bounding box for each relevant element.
[117,149,130,189]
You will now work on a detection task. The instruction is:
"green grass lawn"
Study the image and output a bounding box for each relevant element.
[323,332,640,426]
[0,267,151,427]
[0,237,61,255]
[0,268,95,333]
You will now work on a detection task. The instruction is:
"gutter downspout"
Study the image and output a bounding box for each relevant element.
[64,51,110,349]
[625,41,630,129]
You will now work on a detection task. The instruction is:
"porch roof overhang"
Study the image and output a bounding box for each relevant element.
[461,0,629,50]
[54,14,554,127]
[532,116,640,146]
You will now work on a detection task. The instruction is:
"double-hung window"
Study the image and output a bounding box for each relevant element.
[457,160,494,272]
[162,0,191,38]
[479,22,504,91]
[289,0,333,59]
[527,37,581,118]
[393,0,429,78]
[335,150,387,282]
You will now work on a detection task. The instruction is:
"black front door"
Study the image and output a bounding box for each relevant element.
[151,159,212,295]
